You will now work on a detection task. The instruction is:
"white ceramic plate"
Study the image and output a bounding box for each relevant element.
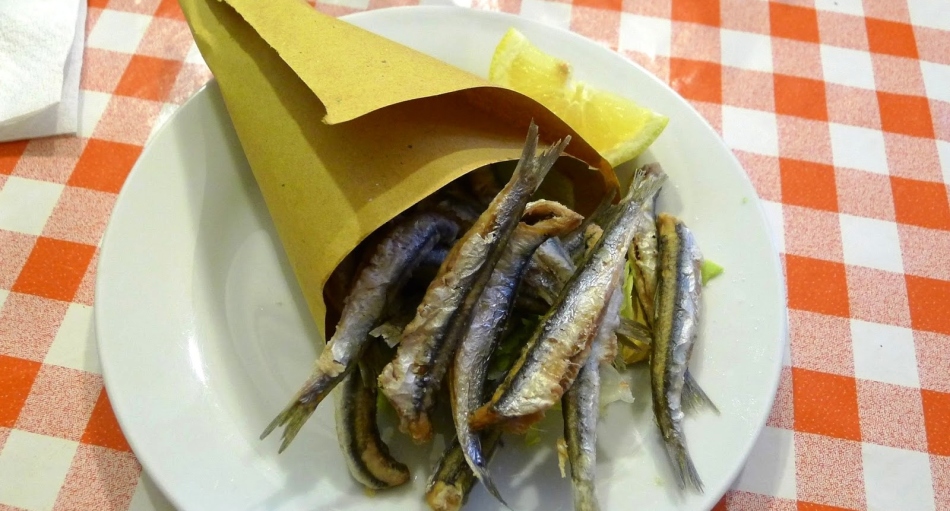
[96,7,786,511]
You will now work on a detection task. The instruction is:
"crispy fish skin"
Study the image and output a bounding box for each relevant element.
[261,212,458,452]
[629,163,665,324]
[562,287,622,511]
[334,359,410,489]
[651,213,705,492]
[379,124,570,443]
[471,168,666,431]
[451,200,582,503]
[425,430,504,511]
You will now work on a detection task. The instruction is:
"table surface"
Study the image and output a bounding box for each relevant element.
[1,0,948,510]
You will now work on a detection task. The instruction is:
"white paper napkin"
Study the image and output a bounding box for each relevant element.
[0,0,87,143]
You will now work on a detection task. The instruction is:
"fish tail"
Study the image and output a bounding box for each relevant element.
[515,122,569,191]
[626,165,668,204]
[535,135,571,180]
[260,376,335,453]
[518,122,540,166]
[469,460,510,509]
[683,370,719,415]
[663,437,704,493]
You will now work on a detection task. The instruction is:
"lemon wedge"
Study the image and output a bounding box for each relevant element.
[489,28,669,167]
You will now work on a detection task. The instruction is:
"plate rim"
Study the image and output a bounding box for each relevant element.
[95,6,789,511]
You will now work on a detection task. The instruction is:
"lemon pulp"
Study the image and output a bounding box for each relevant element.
[489,28,668,168]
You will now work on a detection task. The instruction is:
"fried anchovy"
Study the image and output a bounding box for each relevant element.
[562,287,622,511]
[629,163,666,324]
[261,212,458,452]
[451,200,582,504]
[379,124,570,442]
[334,354,410,489]
[651,213,707,492]
[471,168,666,432]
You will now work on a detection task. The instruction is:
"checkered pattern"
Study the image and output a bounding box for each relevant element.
[0,0,947,509]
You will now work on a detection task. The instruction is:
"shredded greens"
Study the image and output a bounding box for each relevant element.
[617,259,651,364]
[620,259,637,321]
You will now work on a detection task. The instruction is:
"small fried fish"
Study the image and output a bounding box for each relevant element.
[334,354,410,489]
[379,123,570,442]
[519,190,613,309]
[562,287,623,511]
[261,212,458,452]
[471,167,666,432]
[451,200,582,504]
[629,163,666,324]
[650,213,706,492]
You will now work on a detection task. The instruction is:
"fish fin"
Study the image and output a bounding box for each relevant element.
[260,376,335,453]
[473,464,511,510]
[519,122,540,163]
[532,135,570,187]
[626,165,668,205]
[461,435,511,509]
[682,371,719,415]
[663,438,705,493]
[510,121,566,195]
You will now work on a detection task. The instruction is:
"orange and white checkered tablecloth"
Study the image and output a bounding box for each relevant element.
[0,0,948,510]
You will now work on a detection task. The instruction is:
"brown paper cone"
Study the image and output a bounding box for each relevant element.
[178,0,616,338]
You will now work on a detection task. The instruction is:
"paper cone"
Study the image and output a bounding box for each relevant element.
[178,0,616,337]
